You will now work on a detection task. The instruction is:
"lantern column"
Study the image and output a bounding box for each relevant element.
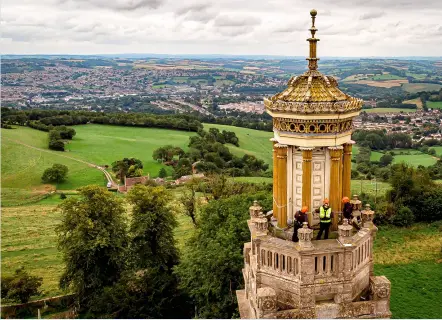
[276,144,288,228]
[328,146,343,231]
[342,143,353,200]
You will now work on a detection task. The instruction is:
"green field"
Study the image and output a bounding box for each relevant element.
[402,83,442,93]
[393,153,437,167]
[352,145,384,162]
[351,179,390,197]
[1,128,104,206]
[373,223,442,318]
[353,146,437,167]
[1,124,274,205]
[428,101,442,110]
[365,108,417,113]
[369,74,405,80]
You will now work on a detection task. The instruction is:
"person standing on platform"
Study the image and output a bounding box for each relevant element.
[342,196,353,221]
[292,206,309,242]
[316,199,332,240]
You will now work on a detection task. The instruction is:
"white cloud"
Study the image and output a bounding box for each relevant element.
[1,0,441,56]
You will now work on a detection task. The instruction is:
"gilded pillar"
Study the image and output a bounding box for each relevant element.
[276,144,288,228]
[301,147,313,225]
[342,143,353,203]
[328,146,343,231]
[271,139,278,219]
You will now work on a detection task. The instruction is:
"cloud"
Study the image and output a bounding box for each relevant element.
[58,0,164,11]
[175,2,211,16]
[271,22,306,34]
[214,15,261,27]
[1,0,442,56]
[359,11,385,20]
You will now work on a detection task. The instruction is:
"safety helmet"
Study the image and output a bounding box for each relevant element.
[342,196,350,203]
[323,198,329,204]
[301,206,308,213]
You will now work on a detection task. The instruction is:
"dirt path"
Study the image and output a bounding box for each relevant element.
[3,137,117,188]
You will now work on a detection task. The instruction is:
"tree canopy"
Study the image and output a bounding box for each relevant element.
[175,191,272,318]
[56,185,128,312]
[41,163,69,183]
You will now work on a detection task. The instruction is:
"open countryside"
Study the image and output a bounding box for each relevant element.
[2,4,442,316]
[3,124,441,206]
[2,121,442,318]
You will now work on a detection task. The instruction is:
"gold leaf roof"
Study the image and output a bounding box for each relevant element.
[271,70,349,103]
[265,10,363,115]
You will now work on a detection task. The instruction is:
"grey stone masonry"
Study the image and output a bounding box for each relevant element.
[237,200,391,319]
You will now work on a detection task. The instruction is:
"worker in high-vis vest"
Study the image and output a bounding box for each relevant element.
[316,198,332,240]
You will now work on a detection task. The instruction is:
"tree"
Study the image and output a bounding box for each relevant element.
[180,179,201,227]
[391,206,415,227]
[379,154,393,167]
[86,184,192,319]
[126,185,178,269]
[1,267,43,303]
[88,267,192,319]
[41,164,68,183]
[158,167,167,178]
[175,192,272,318]
[48,138,65,151]
[112,158,143,182]
[56,185,128,312]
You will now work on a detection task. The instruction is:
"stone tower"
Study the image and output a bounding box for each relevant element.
[236,10,392,319]
[267,9,362,231]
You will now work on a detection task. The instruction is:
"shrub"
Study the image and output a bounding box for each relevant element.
[1,267,43,303]
[391,206,415,227]
[42,164,69,183]
[158,167,167,178]
[48,139,65,151]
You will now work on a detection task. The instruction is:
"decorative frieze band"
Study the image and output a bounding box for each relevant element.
[264,97,363,114]
[273,118,353,134]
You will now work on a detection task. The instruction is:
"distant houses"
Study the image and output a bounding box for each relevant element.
[116,173,205,193]
[117,175,150,193]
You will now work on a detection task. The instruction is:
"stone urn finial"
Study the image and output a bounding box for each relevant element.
[361,204,375,227]
[350,194,362,211]
[338,218,353,244]
[249,200,263,218]
[298,222,313,249]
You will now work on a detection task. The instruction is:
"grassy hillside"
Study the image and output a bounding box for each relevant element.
[204,123,274,166]
[373,223,442,318]
[1,124,273,205]
[1,127,104,206]
[65,124,195,177]
[392,153,437,167]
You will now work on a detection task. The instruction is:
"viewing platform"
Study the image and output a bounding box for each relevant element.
[237,201,391,319]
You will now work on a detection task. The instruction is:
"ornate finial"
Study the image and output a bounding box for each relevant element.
[306,9,320,71]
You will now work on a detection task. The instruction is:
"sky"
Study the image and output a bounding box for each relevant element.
[2,0,442,57]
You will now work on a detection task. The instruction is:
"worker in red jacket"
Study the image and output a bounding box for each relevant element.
[292,206,309,242]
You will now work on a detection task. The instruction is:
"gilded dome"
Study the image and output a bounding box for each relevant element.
[264,10,363,115]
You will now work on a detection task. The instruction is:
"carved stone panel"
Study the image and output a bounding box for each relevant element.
[313,162,322,171]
